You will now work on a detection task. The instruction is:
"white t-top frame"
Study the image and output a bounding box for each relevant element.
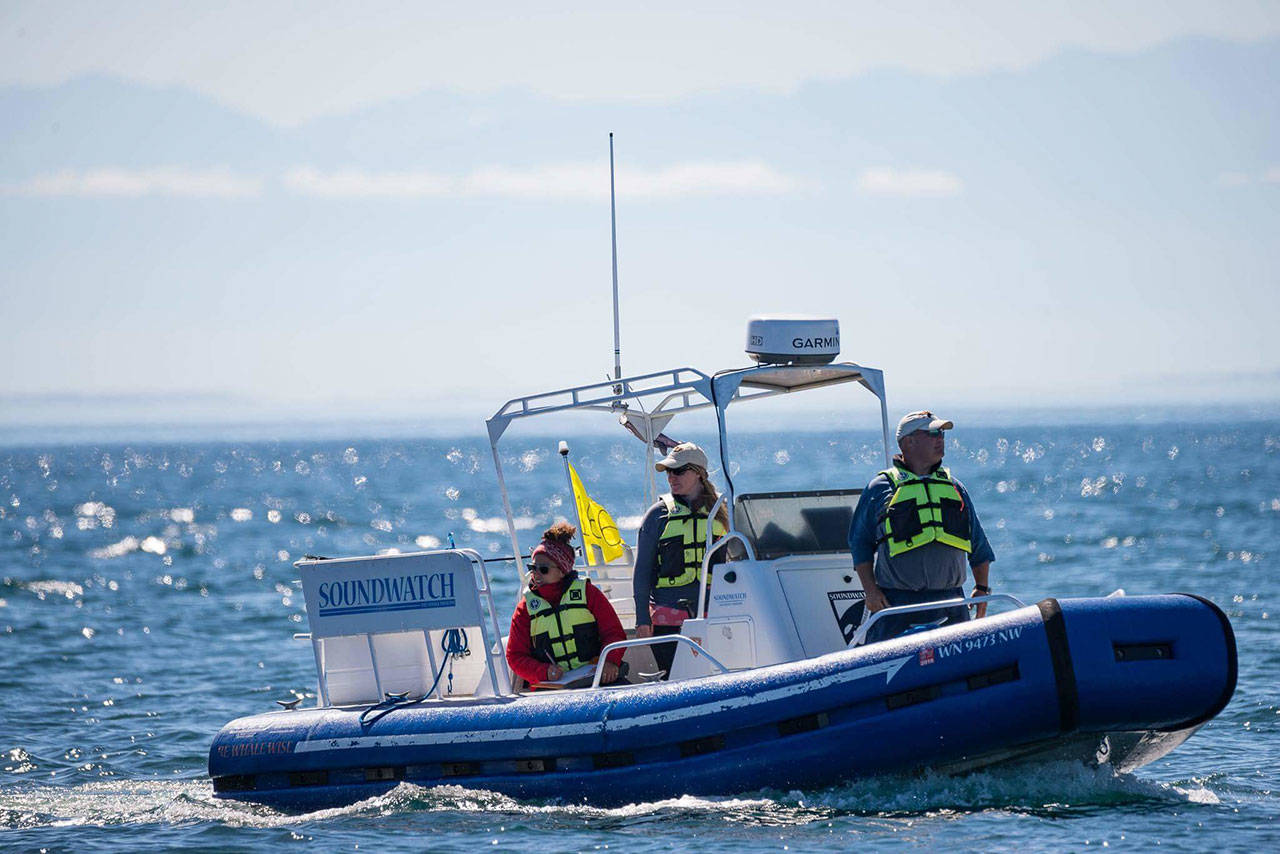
[485,361,893,593]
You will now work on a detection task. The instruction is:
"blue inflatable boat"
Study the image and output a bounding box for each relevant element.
[210,591,1234,809]
[209,320,1237,809]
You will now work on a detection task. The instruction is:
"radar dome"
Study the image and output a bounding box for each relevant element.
[745,316,840,365]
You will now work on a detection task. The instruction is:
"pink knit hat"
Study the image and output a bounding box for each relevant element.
[530,536,574,575]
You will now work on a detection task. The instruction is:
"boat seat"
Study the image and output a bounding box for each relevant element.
[319,628,496,706]
[321,631,430,707]
[297,550,511,706]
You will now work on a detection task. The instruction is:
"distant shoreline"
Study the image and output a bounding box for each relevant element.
[2,401,1277,450]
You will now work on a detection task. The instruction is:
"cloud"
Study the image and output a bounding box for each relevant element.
[281,167,453,198]
[1215,167,1280,188]
[283,161,801,200]
[3,167,261,198]
[5,161,800,202]
[1215,171,1252,188]
[856,168,963,198]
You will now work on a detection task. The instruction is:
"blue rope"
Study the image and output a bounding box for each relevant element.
[439,628,469,695]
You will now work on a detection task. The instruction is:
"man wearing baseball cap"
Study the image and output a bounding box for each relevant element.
[847,410,995,644]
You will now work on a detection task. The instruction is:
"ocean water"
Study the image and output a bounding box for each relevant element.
[2,416,1277,852]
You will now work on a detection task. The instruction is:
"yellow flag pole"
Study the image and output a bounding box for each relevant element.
[557,441,590,565]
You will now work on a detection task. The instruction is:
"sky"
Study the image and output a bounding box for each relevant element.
[2,2,1279,433]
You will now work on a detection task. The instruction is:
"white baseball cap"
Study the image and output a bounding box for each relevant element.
[895,410,954,441]
[655,442,709,472]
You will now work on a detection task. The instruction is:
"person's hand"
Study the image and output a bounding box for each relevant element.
[545,664,563,681]
[526,570,539,590]
[971,590,988,619]
[600,661,620,684]
[864,586,890,614]
[635,624,654,639]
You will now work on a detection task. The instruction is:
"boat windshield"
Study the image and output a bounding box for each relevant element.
[733,489,862,560]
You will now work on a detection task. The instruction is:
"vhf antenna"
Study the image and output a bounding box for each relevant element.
[609,133,623,396]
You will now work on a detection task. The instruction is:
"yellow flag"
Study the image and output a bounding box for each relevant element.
[568,463,625,566]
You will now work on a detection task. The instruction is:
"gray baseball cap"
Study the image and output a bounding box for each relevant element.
[895,410,954,441]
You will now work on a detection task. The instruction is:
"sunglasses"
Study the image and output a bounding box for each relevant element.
[527,562,558,575]
[913,429,945,438]
[665,465,696,475]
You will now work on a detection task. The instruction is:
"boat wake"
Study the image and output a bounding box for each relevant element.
[0,762,1220,831]
[781,760,1221,817]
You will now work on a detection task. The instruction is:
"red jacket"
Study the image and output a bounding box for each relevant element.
[506,576,627,685]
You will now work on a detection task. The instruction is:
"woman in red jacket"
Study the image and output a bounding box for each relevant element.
[506,522,627,687]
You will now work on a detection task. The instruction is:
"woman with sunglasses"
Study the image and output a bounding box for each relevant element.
[505,521,627,688]
[632,442,731,678]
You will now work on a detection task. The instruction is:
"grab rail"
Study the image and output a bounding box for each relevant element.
[694,494,755,620]
[849,593,1028,648]
[591,635,731,688]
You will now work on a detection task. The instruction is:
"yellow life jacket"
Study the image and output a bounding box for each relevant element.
[656,493,728,588]
[525,577,600,671]
[877,464,972,557]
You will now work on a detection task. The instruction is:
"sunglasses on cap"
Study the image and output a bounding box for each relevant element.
[527,562,559,575]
